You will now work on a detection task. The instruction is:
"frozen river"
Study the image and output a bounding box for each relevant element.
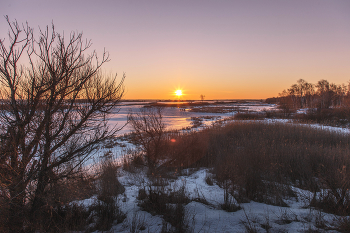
[89,101,276,163]
[107,101,276,136]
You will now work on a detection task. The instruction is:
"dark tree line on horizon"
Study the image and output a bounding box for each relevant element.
[266,79,350,111]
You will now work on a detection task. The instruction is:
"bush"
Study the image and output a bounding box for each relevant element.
[129,114,350,216]
[233,112,265,120]
[122,149,145,173]
[334,216,350,232]
[23,170,96,232]
[295,107,350,126]
[98,159,125,202]
[164,131,209,169]
[90,199,126,231]
[128,107,167,173]
[31,203,91,232]
[203,122,350,206]
[129,212,147,233]
[205,173,214,186]
[138,182,192,232]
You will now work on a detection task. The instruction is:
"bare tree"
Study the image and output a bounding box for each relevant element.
[277,79,350,111]
[128,107,166,173]
[316,79,331,109]
[304,82,315,108]
[287,79,313,108]
[0,16,124,231]
[278,90,294,117]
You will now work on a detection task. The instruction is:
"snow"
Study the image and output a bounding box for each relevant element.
[264,118,350,134]
[89,168,341,233]
[79,103,349,232]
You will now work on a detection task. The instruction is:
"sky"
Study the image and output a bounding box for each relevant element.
[1,0,350,100]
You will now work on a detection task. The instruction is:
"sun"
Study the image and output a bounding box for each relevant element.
[175,89,182,97]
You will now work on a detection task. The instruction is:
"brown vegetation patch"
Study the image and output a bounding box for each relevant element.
[146,121,350,214]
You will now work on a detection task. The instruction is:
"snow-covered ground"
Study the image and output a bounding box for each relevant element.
[263,118,350,135]
[76,168,341,233]
[77,103,350,232]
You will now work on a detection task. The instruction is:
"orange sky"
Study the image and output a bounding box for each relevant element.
[2,0,350,100]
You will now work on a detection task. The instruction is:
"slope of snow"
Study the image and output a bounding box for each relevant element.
[99,168,342,233]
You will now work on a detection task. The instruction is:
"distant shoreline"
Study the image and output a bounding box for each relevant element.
[120,99,264,102]
[117,99,266,108]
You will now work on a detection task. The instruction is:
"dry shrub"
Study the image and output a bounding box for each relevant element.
[129,212,147,233]
[128,107,167,173]
[138,182,192,232]
[46,203,91,232]
[221,180,241,212]
[46,172,96,205]
[156,121,350,212]
[138,184,190,215]
[208,122,348,189]
[25,202,91,232]
[205,172,214,186]
[123,149,145,173]
[25,169,97,232]
[309,152,350,215]
[0,193,9,233]
[233,112,265,120]
[274,208,299,225]
[334,216,350,232]
[295,107,350,126]
[164,131,209,168]
[0,158,125,232]
[133,115,350,214]
[86,158,126,231]
[263,110,289,119]
[98,159,125,202]
[41,199,126,232]
[90,199,126,232]
[240,209,260,233]
[131,153,145,167]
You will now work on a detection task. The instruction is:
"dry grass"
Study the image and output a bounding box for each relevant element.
[7,118,348,231]
[138,182,192,232]
[334,216,350,232]
[16,157,127,232]
[295,107,350,127]
[98,159,125,202]
[233,112,265,120]
[155,121,350,215]
[23,170,97,232]
[45,172,96,205]
[163,131,210,169]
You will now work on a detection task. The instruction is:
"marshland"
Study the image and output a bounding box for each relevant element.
[1,1,350,232]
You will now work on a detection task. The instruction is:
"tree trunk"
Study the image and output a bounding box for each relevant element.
[8,179,26,232]
[29,168,50,230]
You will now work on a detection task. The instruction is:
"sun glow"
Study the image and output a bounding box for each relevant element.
[175,89,182,97]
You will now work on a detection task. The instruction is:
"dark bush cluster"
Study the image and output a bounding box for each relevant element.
[0,158,126,232]
[295,107,350,127]
[233,111,266,120]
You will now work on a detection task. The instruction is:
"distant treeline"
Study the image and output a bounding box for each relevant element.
[266,79,350,109]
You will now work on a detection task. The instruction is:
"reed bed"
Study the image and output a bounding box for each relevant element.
[159,121,350,215]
